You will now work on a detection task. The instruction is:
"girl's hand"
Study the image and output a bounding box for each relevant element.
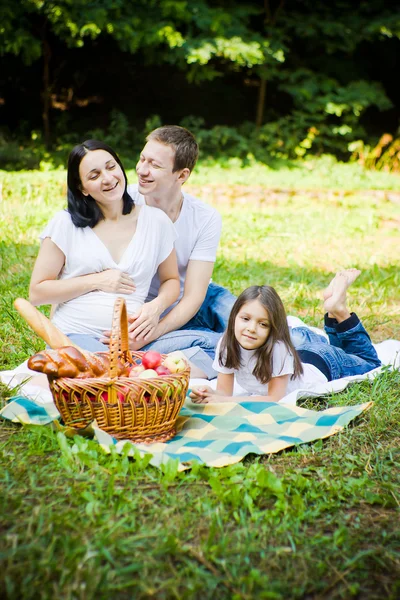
[92,269,136,294]
[189,386,213,404]
[189,387,232,404]
[127,301,162,342]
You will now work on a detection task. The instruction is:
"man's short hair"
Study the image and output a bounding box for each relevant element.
[146,125,199,173]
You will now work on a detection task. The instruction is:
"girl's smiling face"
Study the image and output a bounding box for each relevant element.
[234,299,271,350]
[79,149,125,204]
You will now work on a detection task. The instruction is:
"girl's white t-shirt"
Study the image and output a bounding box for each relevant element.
[213,338,327,396]
[40,207,177,337]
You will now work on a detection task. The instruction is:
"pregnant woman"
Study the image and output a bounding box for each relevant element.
[29,139,180,352]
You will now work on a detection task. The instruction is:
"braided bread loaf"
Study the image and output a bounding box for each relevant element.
[27,346,130,379]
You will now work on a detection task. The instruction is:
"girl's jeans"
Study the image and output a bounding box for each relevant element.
[290,313,381,380]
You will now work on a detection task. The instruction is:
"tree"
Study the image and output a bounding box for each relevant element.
[1,0,399,157]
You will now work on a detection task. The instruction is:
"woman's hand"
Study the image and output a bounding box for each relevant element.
[127,300,162,342]
[92,269,136,294]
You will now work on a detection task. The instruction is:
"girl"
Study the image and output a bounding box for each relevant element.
[190,269,381,404]
[29,139,180,352]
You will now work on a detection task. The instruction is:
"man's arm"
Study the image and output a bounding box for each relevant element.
[133,259,214,343]
[124,250,180,341]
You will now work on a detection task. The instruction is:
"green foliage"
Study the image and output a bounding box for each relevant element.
[1,0,398,161]
[350,135,400,173]
[271,73,393,157]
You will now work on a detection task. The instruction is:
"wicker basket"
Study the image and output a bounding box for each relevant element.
[49,298,190,443]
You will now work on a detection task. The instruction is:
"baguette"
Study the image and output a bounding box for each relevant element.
[14,298,77,350]
[15,297,131,379]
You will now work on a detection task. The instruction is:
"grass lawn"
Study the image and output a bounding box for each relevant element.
[0,160,399,599]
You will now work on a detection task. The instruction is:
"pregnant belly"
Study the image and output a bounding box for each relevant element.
[52,292,143,337]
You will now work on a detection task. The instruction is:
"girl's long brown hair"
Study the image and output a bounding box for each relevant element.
[219,285,303,384]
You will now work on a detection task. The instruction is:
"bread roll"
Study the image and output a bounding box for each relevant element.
[27,347,130,379]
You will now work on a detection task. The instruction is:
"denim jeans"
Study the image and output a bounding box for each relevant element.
[184,282,236,333]
[141,282,236,358]
[67,334,108,353]
[290,313,381,381]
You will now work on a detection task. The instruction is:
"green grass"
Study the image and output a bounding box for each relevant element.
[0,162,399,599]
[191,155,400,190]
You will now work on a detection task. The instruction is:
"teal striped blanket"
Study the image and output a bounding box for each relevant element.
[1,394,372,470]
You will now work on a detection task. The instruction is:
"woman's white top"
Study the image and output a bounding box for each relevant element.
[213,338,327,396]
[40,207,177,337]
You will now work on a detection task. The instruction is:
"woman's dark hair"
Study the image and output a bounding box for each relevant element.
[219,285,303,384]
[67,139,134,227]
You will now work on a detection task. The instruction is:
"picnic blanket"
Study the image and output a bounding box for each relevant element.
[0,390,374,470]
[93,400,374,469]
[1,333,399,470]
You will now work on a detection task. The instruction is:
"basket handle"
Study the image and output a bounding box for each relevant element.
[109,297,133,378]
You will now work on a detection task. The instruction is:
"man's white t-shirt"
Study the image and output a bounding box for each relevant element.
[40,207,177,337]
[127,184,222,305]
[213,338,327,396]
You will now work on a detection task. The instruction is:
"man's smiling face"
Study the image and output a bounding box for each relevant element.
[136,140,182,198]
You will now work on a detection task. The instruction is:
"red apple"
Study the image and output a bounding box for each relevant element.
[117,391,126,403]
[155,365,171,376]
[142,351,163,370]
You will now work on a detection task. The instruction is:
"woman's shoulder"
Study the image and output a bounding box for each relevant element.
[40,210,79,250]
[41,209,74,231]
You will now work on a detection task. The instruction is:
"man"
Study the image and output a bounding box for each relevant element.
[104,125,235,377]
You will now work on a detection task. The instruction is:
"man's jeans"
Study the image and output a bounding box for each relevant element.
[68,283,236,379]
[141,282,236,377]
[290,313,381,380]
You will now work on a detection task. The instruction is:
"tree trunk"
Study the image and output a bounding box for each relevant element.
[256,78,267,129]
[42,37,52,151]
[255,0,284,128]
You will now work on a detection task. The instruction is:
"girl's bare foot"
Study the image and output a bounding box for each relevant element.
[322,274,336,302]
[342,268,361,286]
[323,269,361,322]
[322,268,360,302]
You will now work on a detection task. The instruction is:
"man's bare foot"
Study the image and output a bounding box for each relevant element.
[323,269,361,322]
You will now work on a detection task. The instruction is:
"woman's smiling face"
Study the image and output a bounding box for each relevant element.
[79,149,125,204]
